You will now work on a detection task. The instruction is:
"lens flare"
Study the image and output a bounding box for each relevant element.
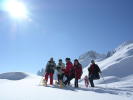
[4,0,28,19]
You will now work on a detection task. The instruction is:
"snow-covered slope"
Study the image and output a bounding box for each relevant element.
[82,41,133,84]
[0,73,132,100]
[78,51,106,68]
[100,41,133,78]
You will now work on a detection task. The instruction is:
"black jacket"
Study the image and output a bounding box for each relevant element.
[45,61,56,74]
[88,64,101,78]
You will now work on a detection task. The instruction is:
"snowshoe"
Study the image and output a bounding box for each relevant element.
[55,80,58,86]
[55,80,65,88]
[42,79,47,86]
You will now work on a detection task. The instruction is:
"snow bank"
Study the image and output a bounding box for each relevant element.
[0,72,28,80]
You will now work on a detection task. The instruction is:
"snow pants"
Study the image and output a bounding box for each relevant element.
[45,73,53,85]
[64,75,75,86]
[89,74,96,87]
[57,74,64,83]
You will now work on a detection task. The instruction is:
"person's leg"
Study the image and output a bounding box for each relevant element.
[75,78,78,88]
[77,79,79,88]
[58,74,63,88]
[67,75,71,86]
[64,75,72,86]
[89,75,95,87]
[58,74,62,84]
[90,80,94,87]
[45,73,49,82]
[50,73,53,85]
[57,74,60,84]
[64,75,69,85]
[60,74,63,81]
[85,80,88,87]
[68,81,70,86]
[64,74,74,86]
[85,77,89,87]
[75,78,77,87]
[68,75,75,86]
[62,74,64,82]
[74,78,76,87]
[87,78,89,86]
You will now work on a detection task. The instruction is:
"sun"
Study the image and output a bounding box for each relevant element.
[4,0,28,19]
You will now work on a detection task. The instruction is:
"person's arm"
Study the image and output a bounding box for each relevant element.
[56,64,59,70]
[62,63,65,68]
[61,63,65,70]
[61,63,66,72]
[80,64,83,75]
[53,62,56,70]
[88,67,90,72]
[88,65,91,76]
[45,62,49,73]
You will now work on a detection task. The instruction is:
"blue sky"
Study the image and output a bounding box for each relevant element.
[0,0,133,73]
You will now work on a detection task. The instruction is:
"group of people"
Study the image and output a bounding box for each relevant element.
[44,57,101,88]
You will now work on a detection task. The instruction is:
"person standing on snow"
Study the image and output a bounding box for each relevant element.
[88,60,101,87]
[44,57,56,85]
[56,59,65,84]
[73,59,82,88]
[64,58,73,86]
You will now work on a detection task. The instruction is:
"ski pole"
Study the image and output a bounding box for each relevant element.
[100,73,105,83]
[39,76,44,85]
[100,73,107,88]
[39,60,46,85]
[39,72,46,85]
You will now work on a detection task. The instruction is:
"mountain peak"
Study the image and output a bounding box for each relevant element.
[115,40,133,51]
[79,50,105,59]
[79,50,106,68]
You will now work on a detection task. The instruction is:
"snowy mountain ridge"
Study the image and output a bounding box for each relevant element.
[78,50,106,68]
[79,41,133,69]
[115,41,133,52]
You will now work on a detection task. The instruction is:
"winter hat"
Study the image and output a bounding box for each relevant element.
[91,60,95,64]
[59,59,62,61]
[50,57,54,61]
[66,58,70,61]
[74,59,78,62]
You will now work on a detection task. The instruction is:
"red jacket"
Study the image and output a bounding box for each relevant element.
[64,61,73,76]
[73,64,82,79]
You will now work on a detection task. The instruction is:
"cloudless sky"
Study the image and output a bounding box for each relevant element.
[0,0,133,73]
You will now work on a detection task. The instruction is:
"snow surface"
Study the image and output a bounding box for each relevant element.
[0,73,132,100]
